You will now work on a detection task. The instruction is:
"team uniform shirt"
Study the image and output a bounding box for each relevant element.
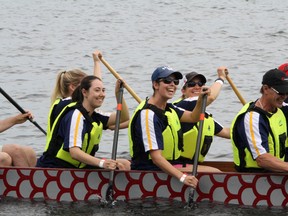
[175,96,223,134]
[234,111,269,159]
[59,109,110,151]
[50,97,72,125]
[141,104,183,152]
[36,108,110,168]
[131,103,184,170]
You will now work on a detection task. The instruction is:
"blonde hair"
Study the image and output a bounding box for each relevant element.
[50,69,87,104]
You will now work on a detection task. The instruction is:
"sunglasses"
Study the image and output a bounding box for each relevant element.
[158,77,180,85]
[186,81,204,88]
[270,87,288,96]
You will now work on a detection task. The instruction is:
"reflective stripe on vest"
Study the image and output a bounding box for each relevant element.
[46,103,103,168]
[129,100,183,161]
[231,102,287,169]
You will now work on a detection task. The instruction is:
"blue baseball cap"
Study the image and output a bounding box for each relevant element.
[151,66,183,82]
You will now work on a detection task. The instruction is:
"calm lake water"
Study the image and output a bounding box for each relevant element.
[1,0,288,215]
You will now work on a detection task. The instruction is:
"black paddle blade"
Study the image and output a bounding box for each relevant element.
[105,184,114,202]
[186,189,199,209]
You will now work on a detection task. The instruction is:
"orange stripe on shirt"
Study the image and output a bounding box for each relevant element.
[145,109,153,150]
[249,112,260,156]
[73,112,83,147]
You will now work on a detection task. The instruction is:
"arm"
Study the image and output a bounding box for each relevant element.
[69,147,117,170]
[108,121,130,130]
[92,50,102,80]
[180,87,210,123]
[256,153,288,172]
[107,79,130,127]
[207,66,227,105]
[242,111,288,171]
[150,150,198,188]
[215,127,230,139]
[0,112,33,133]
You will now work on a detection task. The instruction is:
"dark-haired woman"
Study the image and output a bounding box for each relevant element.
[174,67,230,169]
[37,76,130,170]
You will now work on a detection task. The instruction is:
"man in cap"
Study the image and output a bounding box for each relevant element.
[128,66,218,189]
[231,68,288,172]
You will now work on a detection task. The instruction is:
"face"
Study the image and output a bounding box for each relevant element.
[154,75,180,100]
[182,78,205,98]
[82,79,106,109]
[264,85,287,110]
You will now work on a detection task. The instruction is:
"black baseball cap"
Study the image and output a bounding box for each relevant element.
[262,68,288,94]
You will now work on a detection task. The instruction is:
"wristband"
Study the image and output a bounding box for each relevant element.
[179,174,187,183]
[215,77,224,85]
[99,159,105,168]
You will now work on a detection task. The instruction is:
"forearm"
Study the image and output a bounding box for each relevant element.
[92,50,102,80]
[0,117,16,132]
[207,66,226,105]
[120,98,129,123]
[152,153,183,180]
[189,96,203,122]
[207,80,223,105]
[256,153,288,172]
[93,61,102,80]
[216,127,230,139]
[70,147,101,167]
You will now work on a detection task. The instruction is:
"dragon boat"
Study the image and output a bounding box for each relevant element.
[1,161,287,207]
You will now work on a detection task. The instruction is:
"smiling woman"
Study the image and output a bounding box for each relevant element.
[36,76,131,170]
[128,66,221,191]
[173,67,230,169]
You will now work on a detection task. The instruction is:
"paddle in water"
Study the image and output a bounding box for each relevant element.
[105,81,124,203]
[187,92,208,208]
[0,87,47,135]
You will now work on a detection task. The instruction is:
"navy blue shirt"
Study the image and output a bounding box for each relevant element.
[175,97,223,134]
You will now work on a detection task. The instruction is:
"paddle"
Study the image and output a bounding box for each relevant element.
[187,93,208,208]
[225,70,246,105]
[0,87,47,135]
[98,54,142,103]
[105,81,124,202]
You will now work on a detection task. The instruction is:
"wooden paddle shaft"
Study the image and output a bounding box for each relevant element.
[99,56,142,104]
[225,73,246,105]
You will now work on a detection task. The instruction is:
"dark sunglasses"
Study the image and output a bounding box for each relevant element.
[271,87,288,96]
[158,77,180,85]
[186,81,204,88]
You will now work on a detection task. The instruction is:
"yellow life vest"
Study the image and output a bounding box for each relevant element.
[46,98,61,136]
[181,113,214,162]
[231,102,287,170]
[45,98,72,151]
[129,100,183,161]
[45,103,103,168]
[172,97,183,105]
